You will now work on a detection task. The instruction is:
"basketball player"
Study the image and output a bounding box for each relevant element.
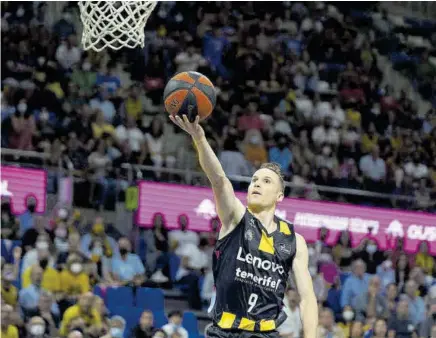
[170,115,318,338]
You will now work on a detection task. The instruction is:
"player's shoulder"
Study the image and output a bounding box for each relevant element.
[275,216,295,236]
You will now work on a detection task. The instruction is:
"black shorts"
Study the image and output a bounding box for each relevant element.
[205,324,280,338]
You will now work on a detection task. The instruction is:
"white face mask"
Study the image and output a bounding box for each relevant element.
[55,227,67,238]
[18,102,27,113]
[36,241,49,250]
[322,146,332,156]
[70,263,83,274]
[309,266,317,277]
[30,324,45,335]
[343,310,354,321]
[82,62,91,71]
[40,111,49,122]
[366,244,377,254]
[308,247,315,256]
[37,57,46,66]
[250,136,261,145]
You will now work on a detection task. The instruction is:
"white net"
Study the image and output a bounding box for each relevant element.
[78,1,158,52]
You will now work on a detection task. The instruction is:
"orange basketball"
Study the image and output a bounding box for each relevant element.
[163,71,216,121]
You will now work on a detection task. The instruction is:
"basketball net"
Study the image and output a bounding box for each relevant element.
[78,1,157,52]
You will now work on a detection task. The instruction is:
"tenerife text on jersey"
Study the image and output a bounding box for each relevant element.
[235,247,284,291]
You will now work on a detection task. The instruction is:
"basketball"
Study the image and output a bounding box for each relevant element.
[163,71,216,121]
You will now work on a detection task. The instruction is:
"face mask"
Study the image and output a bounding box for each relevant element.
[36,241,49,250]
[319,253,332,263]
[2,213,10,222]
[40,259,49,270]
[55,227,67,238]
[110,327,124,338]
[30,324,45,335]
[250,136,261,145]
[70,263,83,274]
[63,13,72,22]
[37,57,46,66]
[18,103,28,114]
[27,204,36,213]
[40,111,49,122]
[322,146,332,156]
[343,310,354,321]
[82,62,91,71]
[119,248,128,256]
[93,245,103,257]
[366,244,377,254]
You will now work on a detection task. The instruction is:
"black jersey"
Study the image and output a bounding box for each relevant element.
[209,209,296,333]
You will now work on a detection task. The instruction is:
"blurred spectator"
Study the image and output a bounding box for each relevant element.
[353,276,388,321]
[1,304,19,338]
[22,234,55,273]
[278,288,301,338]
[242,129,268,169]
[317,308,345,338]
[171,214,199,254]
[387,299,415,338]
[8,99,36,151]
[55,34,81,70]
[1,201,19,239]
[161,311,188,338]
[237,101,264,132]
[21,216,54,253]
[101,315,126,338]
[353,239,385,274]
[269,134,293,176]
[341,259,370,308]
[115,116,145,154]
[90,90,116,123]
[358,145,386,192]
[395,253,411,292]
[59,292,101,336]
[111,237,146,286]
[19,266,59,316]
[419,299,436,338]
[219,137,251,179]
[402,280,425,325]
[174,45,207,73]
[332,231,353,270]
[24,316,50,338]
[415,241,434,275]
[60,254,91,304]
[376,260,395,291]
[130,310,155,338]
[146,213,169,281]
[71,59,97,93]
[1,264,18,306]
[25,291,60,335]
[22,256,60,294]
[80,217,118,258]
[371,318,388,338]
[337,305,355,337]
[18,197,37,236]
[151,329,167,338]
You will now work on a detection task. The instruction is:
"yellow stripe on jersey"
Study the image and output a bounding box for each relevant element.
[217,312,236,329]
[258,231,275,254]
[260,319,276,331]
[279,221,291,235]
[238,317,255,331]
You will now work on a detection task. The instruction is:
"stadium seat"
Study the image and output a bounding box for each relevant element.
[135,287,164,311]
[106,287,134,310]
[183,311,199,337]
[110,306,144,338]
[152,310,168,328]
[93,285,105,299]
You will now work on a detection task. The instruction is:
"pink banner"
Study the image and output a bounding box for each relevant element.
[1,166,47,214]
[137,181,436,254]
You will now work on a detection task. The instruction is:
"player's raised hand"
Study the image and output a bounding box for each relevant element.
[169,114,205,141]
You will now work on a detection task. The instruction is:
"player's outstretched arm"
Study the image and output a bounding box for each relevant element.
[293,233,318,338]
[170,115,245,236]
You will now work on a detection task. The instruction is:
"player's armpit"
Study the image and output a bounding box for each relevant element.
[293,234,318,338]
[212,176,246,239]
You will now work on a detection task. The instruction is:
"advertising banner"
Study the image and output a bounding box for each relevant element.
[137,182,436,254]
[1,166,47,214]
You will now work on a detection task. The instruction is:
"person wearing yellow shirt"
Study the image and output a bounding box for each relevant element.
[122,86,143,121]
[92,110,115,139]
[1,305,19,338]
[1,265,18,306]
[361,123,379,154]
[60,292,102,336]
[22,261,61,293]
[346,108,361,128]
[60,255,91,300]
[242,129,268,169]
[415,241,434,275]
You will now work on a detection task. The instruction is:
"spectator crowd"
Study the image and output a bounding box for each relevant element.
[1,1,436,338]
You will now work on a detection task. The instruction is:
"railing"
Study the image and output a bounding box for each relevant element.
[1,148,422,210]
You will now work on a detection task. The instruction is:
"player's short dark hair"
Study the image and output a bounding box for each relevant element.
[260,162,285,192]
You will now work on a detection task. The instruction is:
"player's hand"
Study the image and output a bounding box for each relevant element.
[169,114,205,141]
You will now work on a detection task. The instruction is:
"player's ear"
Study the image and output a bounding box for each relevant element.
[277,191,284,203]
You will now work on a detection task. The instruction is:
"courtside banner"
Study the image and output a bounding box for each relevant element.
[0,166,47,214]
[137,181,436,254]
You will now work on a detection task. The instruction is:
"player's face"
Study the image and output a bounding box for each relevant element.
[247,168,283,211]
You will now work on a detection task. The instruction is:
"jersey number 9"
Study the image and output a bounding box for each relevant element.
[248,293,258,313]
